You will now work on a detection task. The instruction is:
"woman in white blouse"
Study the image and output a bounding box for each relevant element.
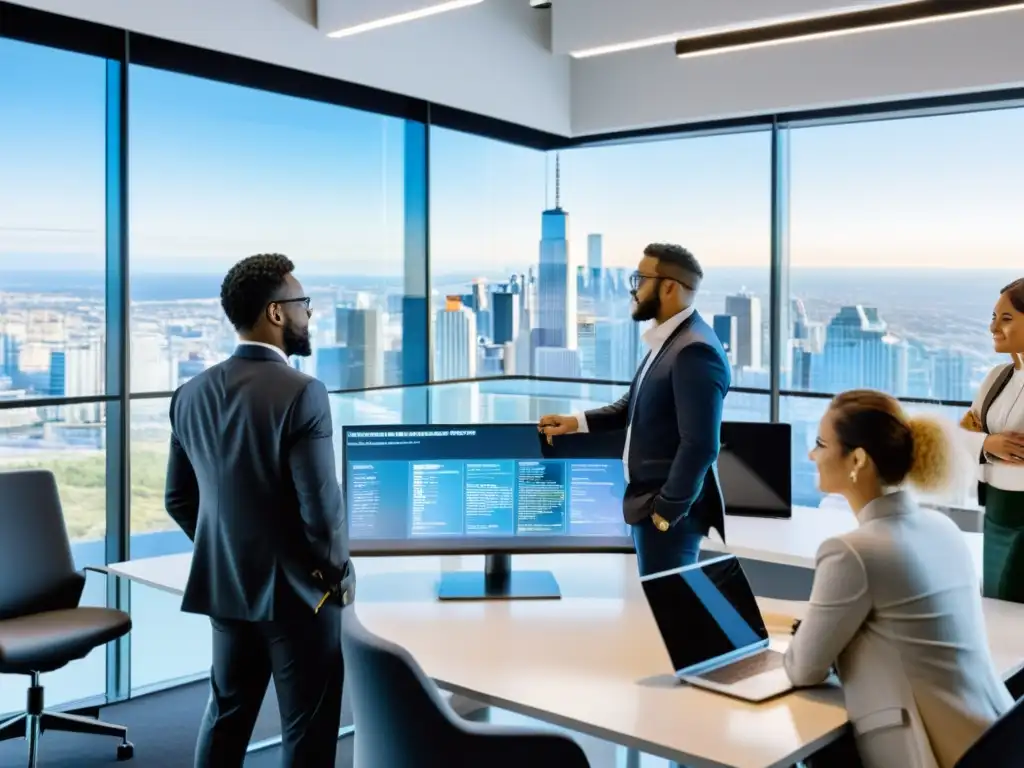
[961,278,1024,602]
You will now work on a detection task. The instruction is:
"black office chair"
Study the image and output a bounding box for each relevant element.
[0,470,134,766]
[953,695,1024,768]
[341,607,591,767]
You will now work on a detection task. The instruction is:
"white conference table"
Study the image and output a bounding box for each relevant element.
[713,505,984,577]
[104,520,1019,768]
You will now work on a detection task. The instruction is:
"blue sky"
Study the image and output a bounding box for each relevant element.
[1,35,1023,277]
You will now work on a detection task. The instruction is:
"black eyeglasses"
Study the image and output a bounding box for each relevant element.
[274,297,311,310]
[628,271,694,292]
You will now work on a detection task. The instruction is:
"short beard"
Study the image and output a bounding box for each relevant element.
[631,294,660,323]
[283,321,312,357]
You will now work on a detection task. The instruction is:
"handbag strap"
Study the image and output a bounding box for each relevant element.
[979,363,1016,435]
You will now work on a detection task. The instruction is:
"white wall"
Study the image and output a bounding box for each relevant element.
[7,0,571,135]
[571,8,1024,135]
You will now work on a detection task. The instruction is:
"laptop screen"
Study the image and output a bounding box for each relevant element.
[641,555,768,674]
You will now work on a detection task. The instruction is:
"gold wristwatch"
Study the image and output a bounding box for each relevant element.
[652,513,670,532]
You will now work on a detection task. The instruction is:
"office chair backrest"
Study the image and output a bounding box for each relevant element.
[0,470,83,621]
[342,608,472,766]
[341,608,589,768]
[954,695,1024,767]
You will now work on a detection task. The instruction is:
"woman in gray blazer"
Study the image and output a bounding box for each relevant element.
[786,389,1013,768]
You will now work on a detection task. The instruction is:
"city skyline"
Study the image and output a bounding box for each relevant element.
[3,37,1024,276]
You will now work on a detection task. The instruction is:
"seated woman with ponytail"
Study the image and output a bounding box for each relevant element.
[787,390,1012,768]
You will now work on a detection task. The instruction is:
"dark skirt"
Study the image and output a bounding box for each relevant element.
[983,486,1024,603]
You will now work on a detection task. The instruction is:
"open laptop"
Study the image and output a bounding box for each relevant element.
[640,554,794,702]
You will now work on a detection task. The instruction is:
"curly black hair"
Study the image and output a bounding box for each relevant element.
[220,253,295,332]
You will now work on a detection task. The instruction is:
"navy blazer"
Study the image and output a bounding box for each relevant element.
[165,344,352,621]
[584,311,730,538]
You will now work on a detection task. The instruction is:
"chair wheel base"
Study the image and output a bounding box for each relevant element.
[117,741,134,760]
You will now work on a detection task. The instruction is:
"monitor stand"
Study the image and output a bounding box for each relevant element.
[436,553,561,601]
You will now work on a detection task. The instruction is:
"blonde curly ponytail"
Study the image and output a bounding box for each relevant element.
[906,415,956,493]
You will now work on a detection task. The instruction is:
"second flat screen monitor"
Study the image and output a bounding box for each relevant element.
[343,424,632,554]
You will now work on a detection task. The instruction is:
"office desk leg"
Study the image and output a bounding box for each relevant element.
[624,747,640,768]
[246,724,355,754]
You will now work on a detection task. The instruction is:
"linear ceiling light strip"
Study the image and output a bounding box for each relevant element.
[675,0,1024,59]
[327,0,483,39]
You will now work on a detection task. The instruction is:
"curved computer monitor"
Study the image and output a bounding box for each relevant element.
[341,421,792,601]
[342,423,633,601]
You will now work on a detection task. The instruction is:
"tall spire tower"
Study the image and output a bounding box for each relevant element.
[532,150,577,366]
[554,152,561,209]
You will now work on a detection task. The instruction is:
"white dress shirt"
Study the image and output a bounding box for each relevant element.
[962,363,1024,492]
[237,340,289,364]
[573,306,695,483]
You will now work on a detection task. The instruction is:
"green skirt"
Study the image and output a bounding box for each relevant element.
[983,486,1024,603]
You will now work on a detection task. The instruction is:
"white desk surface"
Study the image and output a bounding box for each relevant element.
[714,506,984,578]
[105,550,1024,768]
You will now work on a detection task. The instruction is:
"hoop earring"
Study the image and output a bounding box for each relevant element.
[849,469,859,484]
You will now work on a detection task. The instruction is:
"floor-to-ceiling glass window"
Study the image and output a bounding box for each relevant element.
[0,36,110,713]
[784,106,1024,508]
[429,127,774,422]
[126,63,427,691]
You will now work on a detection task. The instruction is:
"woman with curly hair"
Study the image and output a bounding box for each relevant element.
[787,390,1011,768]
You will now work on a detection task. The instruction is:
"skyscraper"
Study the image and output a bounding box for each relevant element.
[490,286,519,346]
[817,306,908,395]
[345,308,384,389]
[434,296,477,380]
[587,233,603,271]
[713,314,738,366]
[535,154,575,351]
[725,291,762,370]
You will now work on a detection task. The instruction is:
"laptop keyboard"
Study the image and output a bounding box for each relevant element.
[697,649,785,685]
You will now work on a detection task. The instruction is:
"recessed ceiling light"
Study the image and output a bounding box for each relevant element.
[326,0,484,39]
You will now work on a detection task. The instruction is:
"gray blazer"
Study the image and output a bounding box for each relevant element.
[165,344,352,622]
[785,491,1012,768]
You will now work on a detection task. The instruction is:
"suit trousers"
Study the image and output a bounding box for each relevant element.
[631,515,703,576]
[194,601,344,768]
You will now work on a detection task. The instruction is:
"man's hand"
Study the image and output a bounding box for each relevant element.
[983,432,1024,464]
[538,414,579,442]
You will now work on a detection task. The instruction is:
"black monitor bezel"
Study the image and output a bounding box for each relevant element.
[342,422,635,557]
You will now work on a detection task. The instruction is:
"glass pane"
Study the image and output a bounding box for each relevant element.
[128,65,423,393]
[426,379,770,424]
[0,403,107,713]
[0,39,107,399]
[782,394,978,509]
[786,109,1024,402]
[428,126,773,393]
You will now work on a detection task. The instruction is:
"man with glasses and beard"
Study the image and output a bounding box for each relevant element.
[165,253,353,768]
[539,243,731,576]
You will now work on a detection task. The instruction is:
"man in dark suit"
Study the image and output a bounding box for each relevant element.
[165,253,353,768]
[539,243,730,576]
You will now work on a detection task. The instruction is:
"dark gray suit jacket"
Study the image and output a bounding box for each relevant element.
[165,344,351,621]
[584,311,730,537]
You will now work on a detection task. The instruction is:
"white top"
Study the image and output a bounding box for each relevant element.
[573,305,695,484]
[237,340,289,363]
[962,364,1024,492]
